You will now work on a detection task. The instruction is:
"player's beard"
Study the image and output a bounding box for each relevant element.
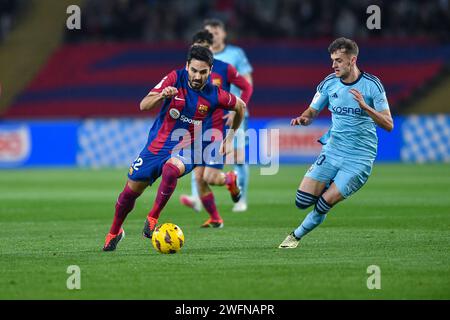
[189,78,204,90]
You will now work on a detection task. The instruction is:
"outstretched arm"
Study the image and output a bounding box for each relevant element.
[292,82,329,126]
[291,107,320,126]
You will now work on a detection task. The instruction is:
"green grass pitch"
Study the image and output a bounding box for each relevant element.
[0,164,449,299]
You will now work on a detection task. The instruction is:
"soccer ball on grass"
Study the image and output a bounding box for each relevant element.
[151,223,185,254]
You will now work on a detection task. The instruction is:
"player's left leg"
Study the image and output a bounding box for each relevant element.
[143,157,186,238]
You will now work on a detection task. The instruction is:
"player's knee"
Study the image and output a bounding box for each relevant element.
[314,196,332,215]
[166,158,185,176]
[295,190,318,210]
[162,162,181,183]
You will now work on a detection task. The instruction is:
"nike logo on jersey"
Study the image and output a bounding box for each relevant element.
[174,97,185,101]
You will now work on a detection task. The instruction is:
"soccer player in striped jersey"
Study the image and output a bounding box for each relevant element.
[103,45,246,251]
[279,37,394,248]
[179,30,253,225]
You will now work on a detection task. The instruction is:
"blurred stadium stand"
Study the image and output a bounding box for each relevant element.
[0,0,449,167]
[0,0,83,115]
[64,0,450,42]
[1,0,449,119]
[3,40,450,118]
[0,0,28,43]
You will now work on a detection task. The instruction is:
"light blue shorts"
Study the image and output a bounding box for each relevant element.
[305,151,373,198]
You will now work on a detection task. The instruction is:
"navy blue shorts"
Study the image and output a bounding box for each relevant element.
[127,147,196,185]
[199,140,224,170]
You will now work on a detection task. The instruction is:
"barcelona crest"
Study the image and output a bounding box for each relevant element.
[212,78,222,87]
[198,104,209,114]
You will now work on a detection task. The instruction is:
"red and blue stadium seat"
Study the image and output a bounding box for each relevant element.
[3,40,449,118]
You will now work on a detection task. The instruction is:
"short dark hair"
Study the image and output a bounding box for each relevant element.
[328,37,359,56]
[203,18,225,30]
[192,30,213,46]
[187,45,214,67]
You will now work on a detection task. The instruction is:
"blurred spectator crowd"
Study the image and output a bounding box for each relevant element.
[0,0,27,43]
[62,0,448,43]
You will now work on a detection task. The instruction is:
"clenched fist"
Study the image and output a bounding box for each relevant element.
[161,86,178,99]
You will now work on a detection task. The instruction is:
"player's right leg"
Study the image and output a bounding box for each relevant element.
[104,150,158,251]
[103,177,148,251]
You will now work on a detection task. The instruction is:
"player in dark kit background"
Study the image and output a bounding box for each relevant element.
[103,45,246,251]
[180,30,253,227]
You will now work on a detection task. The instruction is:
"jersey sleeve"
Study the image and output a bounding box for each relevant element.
[235,48,253,76]
[373,91,390,112]
[217,87,237,110]
[149,70,177,94]
[365,74,389,112]
[310,80,330,112]
[227,64,253,105]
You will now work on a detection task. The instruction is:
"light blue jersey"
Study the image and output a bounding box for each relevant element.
[310,71,390,165]
[214,44,253,148]
[213,44,253,100]
[214,44,253,204]
[305,71,390,198]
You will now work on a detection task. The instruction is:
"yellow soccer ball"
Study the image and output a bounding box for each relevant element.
[151,223,185,254]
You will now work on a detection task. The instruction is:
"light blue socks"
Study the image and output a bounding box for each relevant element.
[191,172,199,198]
[294,210,326,239]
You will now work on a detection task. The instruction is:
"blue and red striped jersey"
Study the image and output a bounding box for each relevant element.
[146,68,237,155]
[207,58,252,135]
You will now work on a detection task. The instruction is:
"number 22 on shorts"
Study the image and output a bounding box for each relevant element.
[129,157,143,175]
